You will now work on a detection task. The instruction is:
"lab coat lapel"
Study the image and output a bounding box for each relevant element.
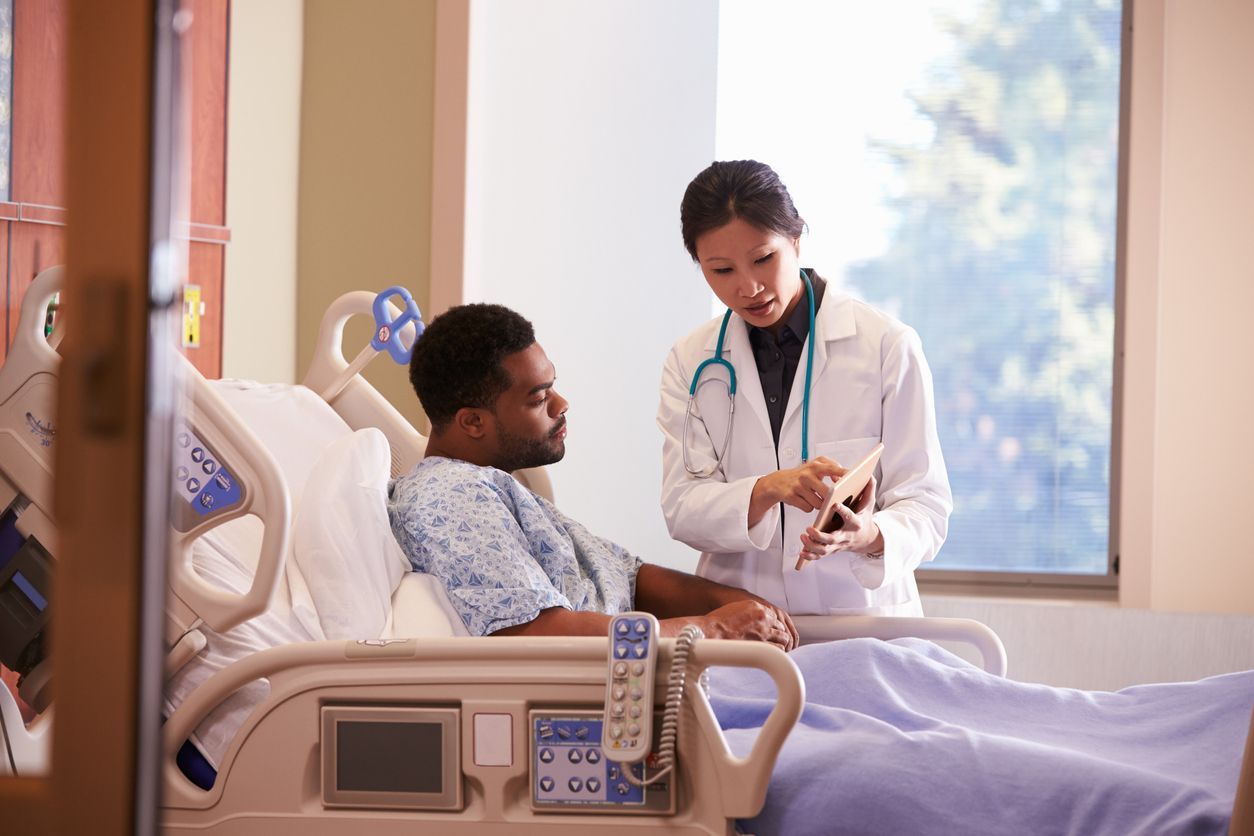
[780,291,858,432]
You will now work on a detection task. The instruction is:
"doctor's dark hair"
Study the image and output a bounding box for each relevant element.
[680,160,806,261]
[408,303,536,430]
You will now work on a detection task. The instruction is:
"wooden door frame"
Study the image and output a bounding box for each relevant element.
[0,0,170,832]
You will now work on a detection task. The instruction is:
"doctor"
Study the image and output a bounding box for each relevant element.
[658,160,952,616]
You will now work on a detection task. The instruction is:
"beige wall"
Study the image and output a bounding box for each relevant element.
[297,0,436,429]
[1121,0,1254,614]
[223,0,304,383]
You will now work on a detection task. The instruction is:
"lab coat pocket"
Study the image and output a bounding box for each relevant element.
[813,556,917,613]
[814,437,881,471]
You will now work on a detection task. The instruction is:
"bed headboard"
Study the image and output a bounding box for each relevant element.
[300,289,554,502]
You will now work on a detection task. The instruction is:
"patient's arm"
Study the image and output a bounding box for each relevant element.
[489,605,725,640]
[635,563,766,618]
[493,564,799,650]
[636,564,798,649]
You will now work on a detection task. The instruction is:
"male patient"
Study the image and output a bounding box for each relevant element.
[387,303,798,650]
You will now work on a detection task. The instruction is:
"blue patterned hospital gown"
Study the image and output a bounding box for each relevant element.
[387,456,643,636]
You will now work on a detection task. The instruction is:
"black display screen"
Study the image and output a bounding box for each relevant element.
[336,720,444,794]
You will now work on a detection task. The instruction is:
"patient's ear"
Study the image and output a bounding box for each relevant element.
[453,407,489,440]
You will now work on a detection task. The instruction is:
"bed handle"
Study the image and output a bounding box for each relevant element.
[792,614,1009,677]
[167,357,291,637]
[10,266,64,372]
[686,640,806,820]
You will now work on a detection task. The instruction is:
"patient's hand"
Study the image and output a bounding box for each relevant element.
[700,599,798,652]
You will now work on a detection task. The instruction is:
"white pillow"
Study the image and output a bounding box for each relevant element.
[291,428,410,640]
[385,573,470,638]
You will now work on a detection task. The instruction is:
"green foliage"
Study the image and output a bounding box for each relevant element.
[847,0,1122,572]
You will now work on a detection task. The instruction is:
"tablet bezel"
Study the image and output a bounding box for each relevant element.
[812,443,885,534]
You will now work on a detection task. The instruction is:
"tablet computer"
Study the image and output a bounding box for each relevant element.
[812,442,884,535]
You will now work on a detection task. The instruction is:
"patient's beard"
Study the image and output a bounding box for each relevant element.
[494,426,565,472]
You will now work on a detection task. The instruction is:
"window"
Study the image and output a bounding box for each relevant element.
[716,0,1124,579]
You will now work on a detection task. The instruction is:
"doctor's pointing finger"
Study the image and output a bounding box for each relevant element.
[656,160,953,617]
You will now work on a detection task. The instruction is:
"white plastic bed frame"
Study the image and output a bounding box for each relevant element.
[1,266,1250,836]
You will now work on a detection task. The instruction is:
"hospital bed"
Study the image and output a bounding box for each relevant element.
[2,266,1252,835]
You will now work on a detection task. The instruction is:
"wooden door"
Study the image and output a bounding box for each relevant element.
[0,0,229,380]
[0,0,188,831]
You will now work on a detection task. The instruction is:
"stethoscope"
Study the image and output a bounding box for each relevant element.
[683,269,816,478]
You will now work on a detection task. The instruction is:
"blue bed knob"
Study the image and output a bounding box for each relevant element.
[371,286,424,364]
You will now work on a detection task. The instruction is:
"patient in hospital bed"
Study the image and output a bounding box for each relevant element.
[383,302,1251,835]
[162,302,1251,836]
[388,302,798,649]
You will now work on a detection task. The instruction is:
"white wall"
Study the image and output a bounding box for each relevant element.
[463,0,720,570]
[222,0,304,383]
[1120,0,1254,615]
[924,595,1254,689]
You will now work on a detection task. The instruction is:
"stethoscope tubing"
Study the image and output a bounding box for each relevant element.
[683,270,816,478]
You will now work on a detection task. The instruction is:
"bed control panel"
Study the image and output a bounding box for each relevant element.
[529,711,673,814]
[603,612,658,763]
[171,422,242,530]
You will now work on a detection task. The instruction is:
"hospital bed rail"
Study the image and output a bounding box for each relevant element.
[161,635,803,835]
[793,614,1008,676]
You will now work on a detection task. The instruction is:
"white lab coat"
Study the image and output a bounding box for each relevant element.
[657,289,952,616]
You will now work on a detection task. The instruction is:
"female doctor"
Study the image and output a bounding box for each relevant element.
[658,160,952,617]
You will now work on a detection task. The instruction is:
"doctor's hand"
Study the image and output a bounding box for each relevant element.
[748,456,847,528]
[796,476,884,567]
[699,599,799,652]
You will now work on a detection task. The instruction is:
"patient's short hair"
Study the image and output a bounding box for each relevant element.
[409,303,536,429]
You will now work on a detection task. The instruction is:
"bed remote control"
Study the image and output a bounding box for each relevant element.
[602,612,659,763]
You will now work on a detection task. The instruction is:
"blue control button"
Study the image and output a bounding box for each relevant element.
[539,777,554,792]
[539,748,554,763]
[634,619,648,635]
[616,621,629,635]
[568,778,583,792]
[191,447,205,463]
[587,778,601,793]
[190,466,242,518]
[186,478,200,493]
[585,748,601,764]
[557,726,572,739]
[633,644,647,658]
[575,726,589,739]
[567,748,582,764]
[615,643,629,658]
[202,459,217,475]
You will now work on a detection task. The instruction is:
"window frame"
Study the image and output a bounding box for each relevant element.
[918,0,1132,594]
